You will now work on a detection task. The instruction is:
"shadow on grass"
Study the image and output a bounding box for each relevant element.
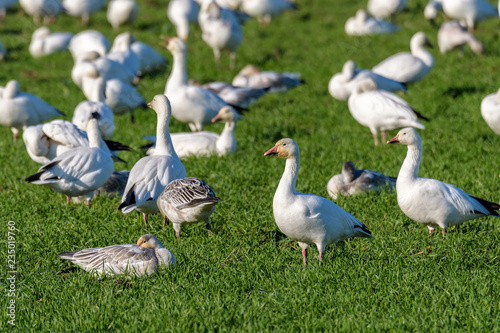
[443,85,487,98]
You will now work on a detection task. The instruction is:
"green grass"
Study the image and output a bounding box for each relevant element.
[1,0,500,331]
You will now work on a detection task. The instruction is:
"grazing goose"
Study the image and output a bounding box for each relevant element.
[29,27,73,58]
[197,80,267,109]
[438,21,484,55]
[25,116,115,206]
[327,161,396,200]
[119,95,186,228]
[345,9,399,36]
[130,41,166,75]
[58,234,176,277]
[442,0,498,33]
[367,0,407,20]
[68,30,109,60]
[388,128,500,236]
[264,138,373,265]
[107,0,139,29]
[348,79,427,146]
[168,0,199,41]
[372,32,434,85]
[481,88,500,135]
[107,32,141,77]
[158,177,221,239]
[240,0,296,25]
[164,37,235,132]
[328,60,407,102]
[62,0,107,26]
[19,0,64,24]
[0,80,64,142]
[232,64,304,92]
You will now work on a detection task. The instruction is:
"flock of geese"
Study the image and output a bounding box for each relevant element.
[2,0,500,276]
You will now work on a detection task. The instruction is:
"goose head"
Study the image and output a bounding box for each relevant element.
[3,80,20,99]
[355,9,368,23]
[165,37,187,56]
[32,27,51,40]
[147,94,172,117]
[211,106,242,123]
[137,234,165,250]
[341,60,357,81]
[111,32,135,51]
[387,127,421,146]
[468,37,484,55]
[410,32,433,52]
[238,64,260,77]
[264,138,299,159]
[342,161,356,182]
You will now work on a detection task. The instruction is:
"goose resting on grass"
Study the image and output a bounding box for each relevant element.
[29,27,73,58]
[264,138,373,265]
[232,64,304,92]
[438,21,484,55]
[58,234,176,277]
[481,88,500,135]
[388,127,500,236]
[345,9,399,36]
[158,177,221,239]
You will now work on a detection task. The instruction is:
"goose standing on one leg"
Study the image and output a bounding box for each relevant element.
[264,138,372,265]
[387,127,500,236]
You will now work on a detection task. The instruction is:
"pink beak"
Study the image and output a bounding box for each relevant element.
[387,134,399,144]
[264,145,279,156]
[211,114,222,123]
[147,101,153,108]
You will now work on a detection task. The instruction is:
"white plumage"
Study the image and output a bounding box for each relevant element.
[438,21,484,55]
[130,41,166,75]
[107,0,138,29]
[168,0,199,41]
[442,0,498,33]
[63,0,107,25]
[68,30,109,60]
[232,64,303,92]
[367,0,407,19]
[29,27,73,58]
[240,0,296,24]
[200,81,267,108]
[19,0,64,24]
[345,9,399,36]
[481,88,500,135]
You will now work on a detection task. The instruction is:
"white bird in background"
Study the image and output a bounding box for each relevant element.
[199,81,267,108]
[107,32,141,77]
[0,79,64,142]
[372,32,434,85]
[19,0,64,24]
[424,0,443,25]
[438,21,484,56]
[442,0,498,33]
[157,177,221,239]
[107,0,139,29]
[264,138,373,265]
[58,234,176,277]
[345,9,399,36]
[240,0,296,25]
[25,115,115,207]
[119,95,187,228]
[481,88,500,135]
[232,64,304,92]
[130,41,166,75]
[367,0,407,20]
[168,0,199,41]
[68,30,109,60]
[348,79,428,146]
[29,27,73,58]
[388,127,500,236]
[63,0,107,26]
[328,60,407,102]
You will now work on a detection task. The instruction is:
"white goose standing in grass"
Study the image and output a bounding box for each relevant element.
[264,138,373,265]
[69,30,109,59]
[158,177,221,239]
[107,0,139,29]
[388,128,500,236]
[348,79,428,146]
[329,60,407,102]
[63,0,107,26]
[164,37,237,132]
[168,0,199,41]
[107,32,141,77]
[240,0,296,25]
[438,21,484,55]
[345,9,399,36]
[232,64,304,92]
[119,95,187,228]
[25,116,115,207]
[29,27,73,58]
[19,0,64,24]
[481,88,500,135]
[372,32,434,85]
[442,0,498,33]
[367,0,407,20]
[58,234,176,277]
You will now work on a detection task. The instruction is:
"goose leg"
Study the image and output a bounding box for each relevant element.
[163,216,169,229]
[302,248,308,266]
[467,25,474,35]
[173,223,181,240]
[381,131,387,144]
[318,252,324,264]
[372,132,379,146]
[143,213,149,229]
[86,199,92,207]
[66,196,71,205]
[229,51,236,70]
[427,226,435,234]
[213,48,221,68]
[442,228,447,237]
[11,128,18,143]
[206,218,212,237]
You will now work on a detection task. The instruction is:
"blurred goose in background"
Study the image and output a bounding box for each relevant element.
[130,41,166,75]
[95,170,129,198]
[328,60,407,102]
[367,0,406,20]
[107,0,139,29]
[388,127,500,236]
[0,80,64,142]
[372,32,434,85]
[199,0,243,69]
[164,37,238,131]
[158,177,221,239]
[107,32,141,76]
[327,161,396,200]
[168,0,199,41]
[58,234,176,277]
[19,0,64,24]
[198,80,267,108]
[442,0,498,33]
[345,9,399,36]
[438,21,484,55]
[348,79,428,146]
[68,30,109,59]
[25,116,114,206]
[424,0,443,25]
[232,64,304,92]
[63,0,107,26]
[240,0,296,25]
[264,138,373,265]
[144,106,241,157]
[29,27,73,58]
[481,88,500,135]
[119,95,186,228]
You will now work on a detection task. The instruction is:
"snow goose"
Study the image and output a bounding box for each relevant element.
[19,0,64,24]
[442,0,498,33]
[63,0,107,25]
[240,0,296,25]
[327,161,396,200]
[29,27,73,58]
[164,37,236,132]
[130,41,166,75]
[119,95,187,228]
[25,116,114,206]
[264,138,373,265]
[424,0,443,25]
[58,234,176,277]
[232,64,304,92]
[345,9,399,36]
[388,128,500,236]
[168,0,199,41]
[107,0,139,29]
[348,79,428,146]
[0,79,64,141]
[158,177,220,239]
[68,30,109,60]
[199,81,267,108]
[438,21,484,55]
[481,88,500,135]
[107,32,141,76]
[367,0,407,20]
[328,60,407,102]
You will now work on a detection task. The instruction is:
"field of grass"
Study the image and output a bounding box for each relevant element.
[1,0,500,331]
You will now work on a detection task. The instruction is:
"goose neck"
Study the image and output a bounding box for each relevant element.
[154,111,176,156]
[216,121,237,154]
[87,121,100,148]
[277,156,299,196]
[398,142,422,181]
[411,45,434,68]
[167,51,188,91]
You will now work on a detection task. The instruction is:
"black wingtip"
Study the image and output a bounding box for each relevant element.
[472,196,500,216]
[104,139,132,151]
[413,109,430,121]
[25,171,43,183]
[229,104,248,113]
